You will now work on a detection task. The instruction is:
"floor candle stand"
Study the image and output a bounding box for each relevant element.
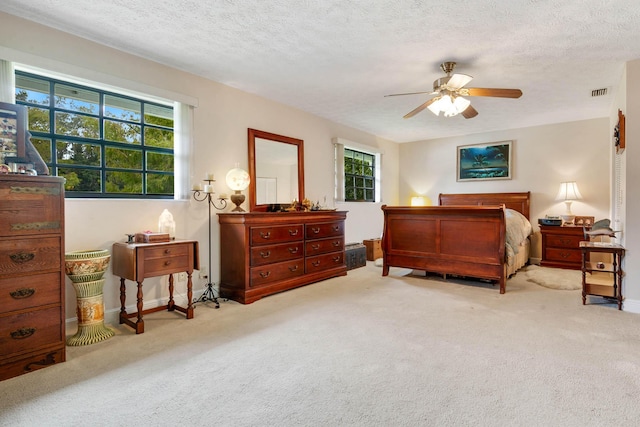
[192,178,227,308]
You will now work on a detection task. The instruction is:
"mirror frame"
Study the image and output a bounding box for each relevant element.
[248,128,305,212]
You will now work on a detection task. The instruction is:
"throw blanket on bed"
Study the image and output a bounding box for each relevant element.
[505,208,532,265]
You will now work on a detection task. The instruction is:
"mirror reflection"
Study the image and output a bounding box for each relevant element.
[248,129,304,212]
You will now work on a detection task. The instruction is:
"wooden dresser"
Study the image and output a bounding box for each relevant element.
[218,211,347,304]
[540,225,585,270]
[0,175,66,381]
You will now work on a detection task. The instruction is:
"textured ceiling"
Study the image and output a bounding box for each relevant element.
[1,0,640,142]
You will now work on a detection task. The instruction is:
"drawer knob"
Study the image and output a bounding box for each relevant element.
[259,271,271,278]
[259,231,271,239]
[312,260,321,267]
[10,288,36,299]
[164,260,172,266]
[289,265,299,272]
[9,252,35,264]
[164,249,172,254]
[288,247,299,254]
[333,225,340,231]
[332,241,340,247]
[289,229,299,236]
[11,327,36,340]
[311,227,320,234]
[260,251,271,258]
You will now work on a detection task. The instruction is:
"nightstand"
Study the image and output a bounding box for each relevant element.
[580,242,625,310]
[540,225,586,270]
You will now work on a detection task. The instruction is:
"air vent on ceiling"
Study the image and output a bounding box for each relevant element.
[591,88,609,97]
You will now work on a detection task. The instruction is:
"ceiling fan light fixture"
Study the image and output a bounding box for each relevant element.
[428,94,470,117]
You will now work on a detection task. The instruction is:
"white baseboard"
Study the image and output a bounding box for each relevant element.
[622,298,640,313]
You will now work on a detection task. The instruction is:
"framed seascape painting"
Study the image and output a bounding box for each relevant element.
[457,140,512,182]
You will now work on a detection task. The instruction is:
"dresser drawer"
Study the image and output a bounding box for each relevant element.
[250,241,303,266]
[546,234,583,248]
[0,306,63,358]
[305,236,344,256]
[0,237,61,276]
[0,348,65,381]
[305,221,344,239]
[250,259,304,288]
[545,248,582,264]
[250,224,304,246]
[0,272,61,313]
[0,180,63,237]
[306,251,344,273]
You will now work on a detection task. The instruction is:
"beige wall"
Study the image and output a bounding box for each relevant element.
[399,118,611,260]
[0,13,399,321]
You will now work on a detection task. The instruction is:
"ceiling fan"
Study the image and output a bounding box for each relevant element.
[386,61,523,119]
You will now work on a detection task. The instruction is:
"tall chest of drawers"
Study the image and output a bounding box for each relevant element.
[218,211,347,304]
[0,175,66,381]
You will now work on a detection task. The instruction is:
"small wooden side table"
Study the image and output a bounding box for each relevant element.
[580,241,625,310]
[112,240,200,334]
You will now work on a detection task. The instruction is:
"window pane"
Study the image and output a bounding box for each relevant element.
[57,140,101,166]
[59,167,101,192]
[355,188,365,200]
[364,177,374,189]
[365,189,374,200]
[55,112,100,138]
[104,120,141,144]
[144,104,173,127]
[345,187,355,200]
[31,137,52,163]
[106,147,142,169]
[104,95,141,122]
[355,177,364,187]
[15,75,50,106]
[105,171,143,194]
[26,106,50,132]
[147,151,173,172]
[144,127,174,149]
[54,83,99,114]
[147,173,174,194]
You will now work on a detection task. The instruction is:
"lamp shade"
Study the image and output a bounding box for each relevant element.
[410,196,432,206]
[225,167,250,191]
[555,181,582,201]
[427,94,470,117]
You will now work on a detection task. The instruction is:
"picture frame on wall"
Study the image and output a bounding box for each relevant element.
[457,140,513,182]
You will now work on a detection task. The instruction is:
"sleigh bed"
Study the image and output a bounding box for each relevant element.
[381,192,532,293]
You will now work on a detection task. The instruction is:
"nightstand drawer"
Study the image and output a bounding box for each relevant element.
[546,234,583,248]
[545,248,582,264]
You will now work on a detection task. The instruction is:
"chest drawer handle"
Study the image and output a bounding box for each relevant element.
[164,260,172,266]
[259,271,271,278]
[10,252,35,264]
[332,241,341,247]
[10,288,36,299]
[560,252,571,258]
[289,247,299,254]
[259,231,271,239]
[260,251,271,258]
[11,327,36,340]
[311,244,320,250]
[333,256,342,262]
[312,260,321,267]
[311,227,320,234]
[559,239,571,245]
[289,265,299,272]
[164,249,172,254]
[289,229,299,236]
[333,225,340,231]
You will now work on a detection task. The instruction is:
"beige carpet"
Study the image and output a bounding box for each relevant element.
[524,264,583,290]
[1,263,638,426]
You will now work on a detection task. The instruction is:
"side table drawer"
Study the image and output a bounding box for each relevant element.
[547,234,583,248]
[545,248,582,264]
[143,244,189,260]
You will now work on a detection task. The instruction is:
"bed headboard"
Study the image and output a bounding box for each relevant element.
[438,192,531,220]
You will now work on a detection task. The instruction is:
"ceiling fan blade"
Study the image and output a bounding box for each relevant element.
[464,88,523,98]
[447,73,473,90]
[385,90,435,97]
[461,104,478,119]
[404,97,438,119]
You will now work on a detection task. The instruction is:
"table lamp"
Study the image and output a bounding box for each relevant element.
[226,165,251,212]
[556,181,582,225]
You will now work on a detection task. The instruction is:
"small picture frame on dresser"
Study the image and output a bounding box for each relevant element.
[574,216,595,227]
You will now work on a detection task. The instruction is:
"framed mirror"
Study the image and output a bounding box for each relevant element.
[248,128,304,212]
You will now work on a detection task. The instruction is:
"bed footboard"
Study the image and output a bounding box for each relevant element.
[381,205,507,293]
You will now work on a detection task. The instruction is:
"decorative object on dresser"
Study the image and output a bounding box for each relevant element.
[0,101,49,175]
[191,177,228,308]
[112,240,200,334]
[382,192,532,294]
[218,211,347,304]
[580,242,625,310]
[64,249,114,346]
[555,181,582,225]
[540,225,585,270]
[0,175,66,381]
[345,243,366,270]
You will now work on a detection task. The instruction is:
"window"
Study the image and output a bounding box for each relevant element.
[15,71,175,198]
[343,147,376,202]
